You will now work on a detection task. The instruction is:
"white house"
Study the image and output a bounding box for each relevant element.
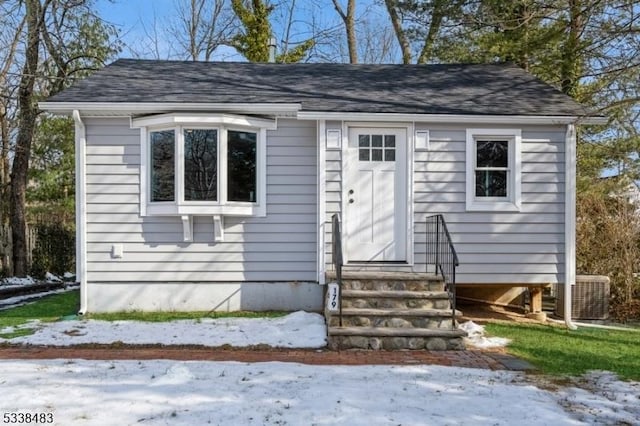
[40,60,603,341]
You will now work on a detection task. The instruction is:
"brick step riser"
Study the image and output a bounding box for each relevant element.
[328,316,456,329]
[328,335,465,351]
[340,280,444,292]
[342,298,452,310]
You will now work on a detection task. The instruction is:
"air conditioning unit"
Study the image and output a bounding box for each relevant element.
[555,275,610,320]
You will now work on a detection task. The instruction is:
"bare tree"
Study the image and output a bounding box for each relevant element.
[0,4,26,274]
[332,0,357,63]
[384,0,411,63]
[168,0,237,61]
[6,0,119,276]
[10,0,42,277]
[358,17,398,64]
[384,0,463,64]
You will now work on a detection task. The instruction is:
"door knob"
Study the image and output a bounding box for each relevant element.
[349,198,354,204]
[348,189,354,195]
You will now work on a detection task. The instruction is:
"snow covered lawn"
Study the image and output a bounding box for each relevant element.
[0,360,638,425]
[0,311,327,348]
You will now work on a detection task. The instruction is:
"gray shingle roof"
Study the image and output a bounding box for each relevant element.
[46,59,591,116]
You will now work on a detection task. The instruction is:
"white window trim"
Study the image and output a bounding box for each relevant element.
[465,128,521,212]
[133,113,272,218]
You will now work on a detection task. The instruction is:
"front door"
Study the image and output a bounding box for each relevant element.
[344,127,407,262]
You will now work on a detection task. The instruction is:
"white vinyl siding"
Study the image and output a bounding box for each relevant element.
[414,124,565,284]
[324,122,565,285]
[84,118,317,284]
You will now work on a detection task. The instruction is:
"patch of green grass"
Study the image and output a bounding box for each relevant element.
[485,322,640,381]
[0,328,37,339]
[0,290,80,338]
[86,310,288,322]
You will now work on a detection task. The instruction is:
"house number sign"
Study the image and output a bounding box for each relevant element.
[327,282,340,312]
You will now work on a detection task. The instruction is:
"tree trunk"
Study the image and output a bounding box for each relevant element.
[384,0,411,64]
[417,0,445,64]
[561,0,584,96]
[332,0,358,64]
[10,0,41,276]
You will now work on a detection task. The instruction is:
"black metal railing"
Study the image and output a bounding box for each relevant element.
[426,214,459,328]
[331,213,344,326]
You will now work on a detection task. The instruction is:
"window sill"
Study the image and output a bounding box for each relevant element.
[465,200,521,212]
[144,202,266,217]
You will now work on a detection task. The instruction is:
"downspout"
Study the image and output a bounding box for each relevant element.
[564,123,577,330]
[72,110,88,315]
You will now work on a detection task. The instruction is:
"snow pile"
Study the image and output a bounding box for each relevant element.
[44,272,62,282]
[0,360,585,425]
[460,321,511,348]
[557,371,640,424]
[0,311,327,348]
[1,272,72,287]
[1,276,36,287]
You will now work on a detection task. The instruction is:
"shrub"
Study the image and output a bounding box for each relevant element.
[577,190,640,321]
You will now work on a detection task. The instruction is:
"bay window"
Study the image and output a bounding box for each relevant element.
[133,114,273,219]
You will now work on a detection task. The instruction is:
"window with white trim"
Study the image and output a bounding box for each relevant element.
[466,128,521,211]
[132,114,274,218]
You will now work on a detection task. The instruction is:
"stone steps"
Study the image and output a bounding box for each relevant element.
[341,290,452,310]
[325,271,465,351]
[327,271,445,292]
[328,308,461,328]
[328,327,466,350]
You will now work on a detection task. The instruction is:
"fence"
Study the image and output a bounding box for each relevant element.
[0,223,74,278]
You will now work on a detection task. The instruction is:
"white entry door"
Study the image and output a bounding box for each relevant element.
[344,127,407,262]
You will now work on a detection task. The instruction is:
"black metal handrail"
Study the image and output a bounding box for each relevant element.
[426,214,459,328]
[331,213,344,326]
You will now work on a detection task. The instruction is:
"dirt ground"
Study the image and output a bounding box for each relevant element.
[458,301,552,325]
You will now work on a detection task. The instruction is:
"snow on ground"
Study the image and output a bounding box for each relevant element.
[0,360,591,426]
[0,272,74,287]
[460,320,511,348]
[0,286,638,424]
[556,371,640,425]
[0,311,327,348]
[0,275,37,287]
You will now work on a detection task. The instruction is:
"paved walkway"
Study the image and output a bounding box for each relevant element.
[0,345,534,370]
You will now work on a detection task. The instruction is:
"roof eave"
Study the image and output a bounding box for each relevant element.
[297,111,608,125]
[38,102,302,117]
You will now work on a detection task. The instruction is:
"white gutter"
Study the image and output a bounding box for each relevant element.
[548,317,640,332]
[72,110,88,315]
[564,124,578,330]
[297,111,608,126]
[317,120,327,285]
[39,102,301,116]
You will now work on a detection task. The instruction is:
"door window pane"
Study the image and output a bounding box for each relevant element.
[359,149,370,161]
[358,134,370,147]
[150,130,175,202]
[228,130,257,202]
[384,149,395,162]
[184,129,218,201]
[371,135,383,147]
[384,135,395,147]
[372,149,383,161]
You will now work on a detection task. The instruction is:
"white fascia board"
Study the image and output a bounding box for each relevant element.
[131,113,277,130]
[297,111,608,125]
[38,102,301,117]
